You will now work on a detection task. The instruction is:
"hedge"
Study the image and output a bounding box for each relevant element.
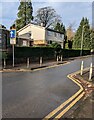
[2,47,90,59]
[61,49,90,58]
[9,47,55,59]
[0,51,8,59]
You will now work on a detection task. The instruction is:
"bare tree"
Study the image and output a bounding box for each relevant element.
[34,6,61,28]
[68,21,76,30]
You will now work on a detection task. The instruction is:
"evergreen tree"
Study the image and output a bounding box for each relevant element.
[16,0,33,30]
[73,17,91,50]
[54,22,66,34]
[83,18,91,49]
[54,22,67,48]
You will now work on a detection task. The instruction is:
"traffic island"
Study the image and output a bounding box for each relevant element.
[66,69,94,119]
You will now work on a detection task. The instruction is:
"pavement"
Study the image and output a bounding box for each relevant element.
[1,55,92,72]
[2,55,93,119]
[66,67,94,119]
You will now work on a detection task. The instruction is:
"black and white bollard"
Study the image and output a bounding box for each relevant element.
[89,63,93,81]
[81,61,84,75]
[27,58,30,68]
[40,57,43,66]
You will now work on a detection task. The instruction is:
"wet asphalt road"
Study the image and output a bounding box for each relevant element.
[2,56,93,118]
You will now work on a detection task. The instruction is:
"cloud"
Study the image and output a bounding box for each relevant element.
[1,1,92,30]
[0,3,2,23]
[32,0,93,2]
[33,2,92,29]
[1,2,19,29]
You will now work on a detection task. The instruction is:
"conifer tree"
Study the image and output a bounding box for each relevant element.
[54,22,67,48]
[16,0,33,30]
[73,17,91,50]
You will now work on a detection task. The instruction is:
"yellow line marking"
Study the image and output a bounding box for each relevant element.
[43,70,85,120]
[55,92,85,119]
[67,75,83,90]
[43,74,83,120]
[43,89,82,120]
[42,59,92,119]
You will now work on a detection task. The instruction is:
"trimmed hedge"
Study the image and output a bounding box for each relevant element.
[0,51,8,59]
[9,47,55,59]
[3,47,90,59]
[61,49,90,58]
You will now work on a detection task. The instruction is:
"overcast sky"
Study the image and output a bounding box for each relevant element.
[0,0,93,30]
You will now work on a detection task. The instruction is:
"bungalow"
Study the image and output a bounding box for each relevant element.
[17,23,64,48]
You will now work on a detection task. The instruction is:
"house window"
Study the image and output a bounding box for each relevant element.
[54,32,57,37]
[62,34,64,39]
[0,34,1,39]
[60,34,64,38]
[28,31,31,38]
[48,40,52,44]
[49,40,52,44]
[60,34,62,38]
[47,31,52,36]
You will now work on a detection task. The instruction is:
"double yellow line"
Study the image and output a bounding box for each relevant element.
[43,73,85,119]
[55,92,85,119]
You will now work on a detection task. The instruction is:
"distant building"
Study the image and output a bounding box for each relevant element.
[0,24,10,51]
[17,23,64,48]
[17,32,33,47]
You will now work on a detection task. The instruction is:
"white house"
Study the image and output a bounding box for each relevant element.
[17,23,64,48]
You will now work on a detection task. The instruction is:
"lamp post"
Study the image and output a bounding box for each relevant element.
[24,0,27,26]
[80,25,84,56]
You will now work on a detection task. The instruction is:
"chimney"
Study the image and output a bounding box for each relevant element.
[41,23,44,27]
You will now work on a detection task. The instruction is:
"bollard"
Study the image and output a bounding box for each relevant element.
[89,63,93,81]
[27,58,30,68]
[80,61,84,75]
[57,56,59,63]
[40,57,43,66]
[59,56,61,60]
[61,55,63,62]
[4,58,6,69]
